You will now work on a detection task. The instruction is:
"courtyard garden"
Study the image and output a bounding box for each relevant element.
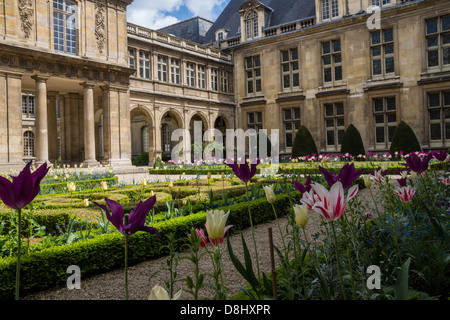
[0,150,449,301]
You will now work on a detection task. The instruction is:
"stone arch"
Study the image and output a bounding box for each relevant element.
[130,104,154,165]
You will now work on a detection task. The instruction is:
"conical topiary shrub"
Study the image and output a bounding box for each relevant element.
[340,124,365,157]
[389,120,422,155]
[291,125,318,158]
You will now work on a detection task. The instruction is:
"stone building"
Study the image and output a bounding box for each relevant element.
[0,0,449,170]
[206,0,450,158]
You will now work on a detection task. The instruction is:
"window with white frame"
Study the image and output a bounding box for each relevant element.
[198,65,206,89]
[22,93,35,118]
[371,0,391,7]
[322,39,342,85]
[322,0,339,20]
[129,48,136,76]
[245,11,259,40]
[426,16,450,70]
[186,62,196,87]
[139,51,150,79]
[247,111,263,131]
[371,29,395,77]
[281,48,300,90]
[373,97,397,148]
[245,55,261,95]
[158,55,168,82]
[211,68,219,91]
[428,91,450,145]
[23,131,35,157]
[142,126,149,153]
[170,58,180,84]
[220,71,229,93]
[161,123,171,152]
[324,102,345,149]
[53,0,77,54]
[283,107,301,148]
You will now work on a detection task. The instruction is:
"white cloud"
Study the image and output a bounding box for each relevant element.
[185,0,226,20]
[127,0,228,29]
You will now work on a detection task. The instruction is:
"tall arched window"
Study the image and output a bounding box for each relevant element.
[142,126,150,153]
[23,131,35,157]
[53,0,77,54]
[245,11,258,40]
[161,124,171,152]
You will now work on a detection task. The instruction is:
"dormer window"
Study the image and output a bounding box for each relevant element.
[322,0,339,21]
[246,10,259,40]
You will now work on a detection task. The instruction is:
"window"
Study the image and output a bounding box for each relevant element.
[157,56,168,82]
[129,48,136,76]
[245,11,259,40]
[22,93,35,118]
[161,124,171,152]
[211,68,219,91]
[23,131,35,157]
[426,16,450,70]
[322,39,342,85]
[221,71,229,93]
[371,29,395,77]
[284,108,301,148]
[142,126,149,153]
[281,48,300,90]
[198,65,206,89]
[217,32,224,42]
[371,0,391,7]
[170,58,180,84]
[53,0,77,54]
[139,51,150,79]
[428,91,450,145]
[186,62,196,87]
[373,97,397,148]
[322,0,339,20]
[245,55,261,95]
[247,111,263,131]
[324,102,345,149]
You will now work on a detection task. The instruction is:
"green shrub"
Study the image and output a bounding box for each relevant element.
[132,152,149,166]
[0,192,296,299]
[39,177,118,195]
[340,124,365,156]
[291,126,318,158]
[389,121,422,155]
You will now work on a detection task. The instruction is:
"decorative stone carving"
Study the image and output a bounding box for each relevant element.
[95,3,107,53]
[18,0,34,39]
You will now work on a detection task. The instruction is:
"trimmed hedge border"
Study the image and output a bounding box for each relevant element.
[39,177,118,195]
[0,192,297,300]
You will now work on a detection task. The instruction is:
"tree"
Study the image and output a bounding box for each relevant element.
[389,121,422,155]
[291,125,318,158]
[340,124,365,157]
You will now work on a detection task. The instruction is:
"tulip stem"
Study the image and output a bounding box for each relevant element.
[270,203,287,255]
[330,221,347,300]
[125,235,129,300]
[15,208,22,300]
[245,182,260,280]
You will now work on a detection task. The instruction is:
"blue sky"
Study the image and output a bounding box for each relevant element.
[127,0,231,30]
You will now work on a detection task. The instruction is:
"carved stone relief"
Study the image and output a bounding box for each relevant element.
[18,0,34,39]
[95,3,107,53]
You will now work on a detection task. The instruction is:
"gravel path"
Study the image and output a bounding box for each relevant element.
[23,177,377,301]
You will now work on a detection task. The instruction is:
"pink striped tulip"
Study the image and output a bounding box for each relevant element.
[440,177,450,186]
[310,182,359,221]
[393,186,416,203]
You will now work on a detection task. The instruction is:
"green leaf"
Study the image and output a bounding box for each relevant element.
[394,257,411,300]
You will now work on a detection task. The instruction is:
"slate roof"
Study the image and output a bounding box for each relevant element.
[202,0,316,45]
[158,17,214,44]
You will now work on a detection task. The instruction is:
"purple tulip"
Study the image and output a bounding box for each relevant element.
[0,162,49,210]
[94,196,160,237]
[403,153,432,174]
[226,160,259,183]
[433,150,448,162]
[319,163,363,190]
[292,175,312,193]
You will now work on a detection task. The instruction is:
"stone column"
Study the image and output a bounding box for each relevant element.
[154,106,162,163]
[31,75,50,166]
[47,91,58,163]
[81,82,98,166]
[58,95,66,162]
